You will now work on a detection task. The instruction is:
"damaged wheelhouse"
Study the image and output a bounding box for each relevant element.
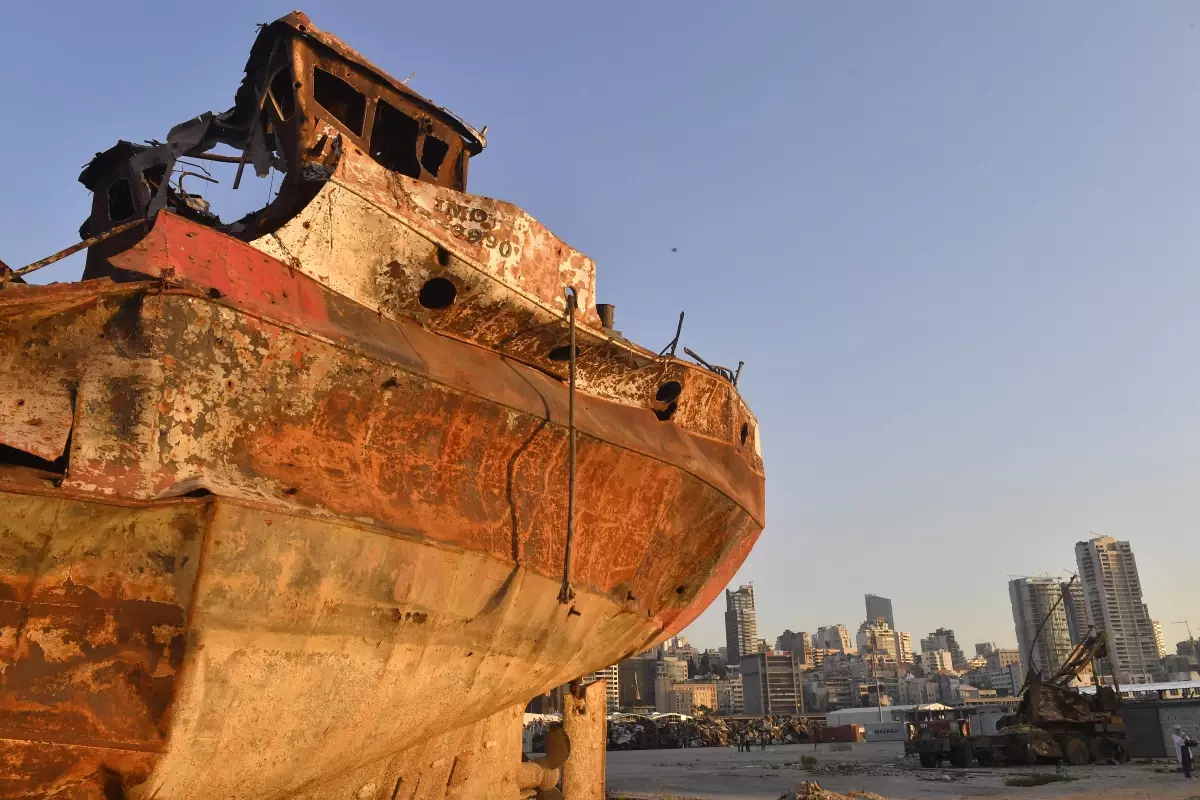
[79,12,485,279]
[0,12,764,800]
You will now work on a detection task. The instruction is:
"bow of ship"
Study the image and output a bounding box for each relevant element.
[0,12,765,799]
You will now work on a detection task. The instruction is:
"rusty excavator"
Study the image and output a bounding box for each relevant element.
[908,627,1130,768]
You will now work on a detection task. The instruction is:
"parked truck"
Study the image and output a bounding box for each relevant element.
[905,630,1130,767]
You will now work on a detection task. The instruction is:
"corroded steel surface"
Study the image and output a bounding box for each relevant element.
[250,150,761,450]
[267,11,486,155]
[0,11,764,796]
[0,492,667,798]
[0,222,763,796]
[94,217,765,630]
[333,148,600,325]
[0,494,205,797]
[144,501,657,798]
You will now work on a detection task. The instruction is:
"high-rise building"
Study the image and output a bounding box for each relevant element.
[741,653,804,715]
[975,642,996,658]
[775,630,812,664]
[865,594,895,629]
[856,619,909,676]
[1075,535,1159,684]
[1153,621,1166,659]
[1061,580,1090,646]
[921,649,953,673]
[816,625,855,654]
[717,674,744,714]
[724,585,759,665]
[856,621,897,661]
[1009,577,1075,679]
[583,664,620,713]
[920,628,967,670]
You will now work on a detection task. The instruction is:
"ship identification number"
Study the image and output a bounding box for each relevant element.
[434,198,515,257]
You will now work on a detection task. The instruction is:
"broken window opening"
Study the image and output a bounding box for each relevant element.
[142,163,169,202]
[313,67,366,136]
[107,178,135,223]
[370,100,421,178]
[421,135,449,178]
[269,67,295,121]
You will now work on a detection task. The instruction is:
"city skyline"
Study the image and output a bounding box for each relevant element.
[598,539,1193,719]
[683,533,1191,660]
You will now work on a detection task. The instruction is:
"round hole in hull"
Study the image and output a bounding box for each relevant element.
[419,277,457,309]
[656,381,682,403]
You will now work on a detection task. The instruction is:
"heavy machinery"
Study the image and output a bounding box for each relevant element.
[903,709,974,768]
[907,629,1130,767]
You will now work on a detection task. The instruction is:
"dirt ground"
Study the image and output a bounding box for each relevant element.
[605,741,1198,800]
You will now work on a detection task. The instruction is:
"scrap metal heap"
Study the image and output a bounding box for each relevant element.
[907,629,1128,768]
[0,11,765,800]
[993,629,1124,762]
[605,714,812,750]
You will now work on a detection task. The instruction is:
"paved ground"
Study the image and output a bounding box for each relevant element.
[606,741,1199,800]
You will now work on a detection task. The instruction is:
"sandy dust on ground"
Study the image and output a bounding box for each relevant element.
[606,740,1200,800]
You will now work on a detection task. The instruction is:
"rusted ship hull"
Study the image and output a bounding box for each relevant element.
[0,12,765,796]
[0,225,762,798]
[0,492,738,798]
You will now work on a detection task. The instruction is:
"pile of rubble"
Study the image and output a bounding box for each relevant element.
[778,781,891,800]
[606,715,813,751]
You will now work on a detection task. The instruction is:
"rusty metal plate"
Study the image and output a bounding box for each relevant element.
[0,493,208,796]
[0,376,72,463]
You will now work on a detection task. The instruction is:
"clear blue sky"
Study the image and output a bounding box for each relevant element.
[4,3,1198,653]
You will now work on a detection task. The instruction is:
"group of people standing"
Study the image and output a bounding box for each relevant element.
[734,732,769,752]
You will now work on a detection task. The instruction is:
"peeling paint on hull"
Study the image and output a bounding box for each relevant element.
[1,9,765,795]
[0,493,664,798]
[0,243,763,796]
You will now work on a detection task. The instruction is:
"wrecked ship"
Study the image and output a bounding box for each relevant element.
[0,12,765,800]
